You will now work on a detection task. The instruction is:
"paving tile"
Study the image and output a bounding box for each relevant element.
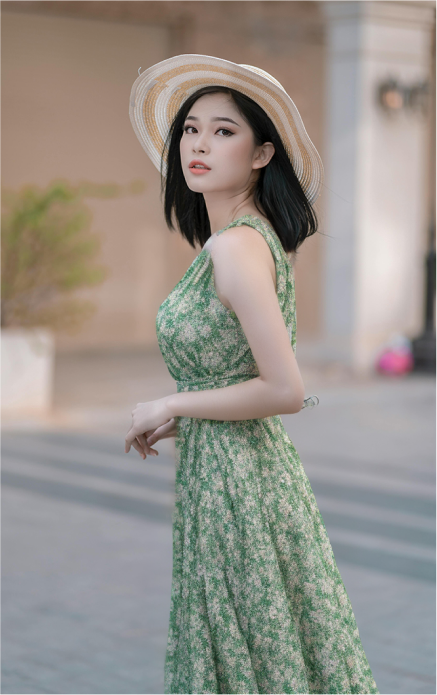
[2,358,435,694]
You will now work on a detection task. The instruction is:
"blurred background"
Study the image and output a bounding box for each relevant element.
[1,1,435,693]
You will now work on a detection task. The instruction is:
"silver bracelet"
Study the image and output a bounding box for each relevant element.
[301,395,319,410]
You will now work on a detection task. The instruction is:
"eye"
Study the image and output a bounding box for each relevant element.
[217,128,233,137]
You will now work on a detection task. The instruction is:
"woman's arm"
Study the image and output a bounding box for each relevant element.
[164,224,305,421]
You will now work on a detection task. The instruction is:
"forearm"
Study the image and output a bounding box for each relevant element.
[165,376,304,421]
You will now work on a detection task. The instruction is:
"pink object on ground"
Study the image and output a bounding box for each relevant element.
[376,349,414,375]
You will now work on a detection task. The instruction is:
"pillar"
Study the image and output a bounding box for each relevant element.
[321,1,434,373]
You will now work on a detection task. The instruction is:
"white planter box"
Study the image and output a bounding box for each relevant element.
[1,327,55,414]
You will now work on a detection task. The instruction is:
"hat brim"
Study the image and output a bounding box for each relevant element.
[129,54,323,205]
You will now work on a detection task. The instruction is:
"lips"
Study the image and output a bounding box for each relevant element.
[189,159,211,170]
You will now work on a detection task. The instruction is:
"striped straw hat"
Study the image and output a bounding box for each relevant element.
[129,54,324,205]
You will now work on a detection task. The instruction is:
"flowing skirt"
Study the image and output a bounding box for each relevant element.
[164,414,380,695]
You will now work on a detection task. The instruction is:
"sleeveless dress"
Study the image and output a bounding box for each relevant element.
[156,214,379,695]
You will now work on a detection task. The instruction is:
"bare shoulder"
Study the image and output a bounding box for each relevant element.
[211,224,276,283]
[208,226,277,314]
[213,224,269,255]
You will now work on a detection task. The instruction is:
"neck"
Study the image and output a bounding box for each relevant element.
[203,190,265,236]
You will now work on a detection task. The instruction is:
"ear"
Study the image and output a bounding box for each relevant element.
[252,142,275,170]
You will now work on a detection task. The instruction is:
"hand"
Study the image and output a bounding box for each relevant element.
[125,397,173,459]
[146,418,177,446]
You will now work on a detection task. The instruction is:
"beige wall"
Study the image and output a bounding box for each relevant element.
[1,3,325,352]
[2,10,172,351]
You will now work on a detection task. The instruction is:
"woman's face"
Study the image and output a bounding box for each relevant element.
[179,92,274,195]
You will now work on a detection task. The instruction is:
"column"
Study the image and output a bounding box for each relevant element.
[321,1,434,372]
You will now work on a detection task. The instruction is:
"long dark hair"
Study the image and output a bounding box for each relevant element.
[160,85,319,254]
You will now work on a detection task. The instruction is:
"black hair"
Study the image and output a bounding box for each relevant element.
[160,85,319,254]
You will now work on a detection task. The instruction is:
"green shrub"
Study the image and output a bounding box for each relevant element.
[1,178,146,334]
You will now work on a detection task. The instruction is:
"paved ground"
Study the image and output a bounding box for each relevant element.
[1,349,436,694]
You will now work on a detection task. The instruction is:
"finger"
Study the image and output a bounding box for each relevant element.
[125,429,135,453]
[147,419,175,445]
[145,426,160,444]
[146,431,161,446]
[136,433,148,453]
[132,439,146,459]
[147,433,164,446]
[137,434,158,457]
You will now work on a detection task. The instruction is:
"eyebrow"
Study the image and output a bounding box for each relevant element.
[184,116,241,127]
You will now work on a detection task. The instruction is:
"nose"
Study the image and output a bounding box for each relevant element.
[193,132,210,155]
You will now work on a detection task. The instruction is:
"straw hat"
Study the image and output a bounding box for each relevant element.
[129,54,323,205]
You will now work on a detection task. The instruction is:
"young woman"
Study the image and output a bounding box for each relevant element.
[126,55,379,695]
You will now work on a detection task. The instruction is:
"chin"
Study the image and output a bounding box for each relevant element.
[185,183,206,193]
[185,180,214,193]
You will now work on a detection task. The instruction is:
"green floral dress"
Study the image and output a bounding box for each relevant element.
[156,215,379,695]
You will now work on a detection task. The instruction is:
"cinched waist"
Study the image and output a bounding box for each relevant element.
[176,372,258,392]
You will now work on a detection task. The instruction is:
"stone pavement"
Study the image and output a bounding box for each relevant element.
[1,348,436,694]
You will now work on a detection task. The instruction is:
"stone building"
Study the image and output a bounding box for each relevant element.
[2,1,435,373]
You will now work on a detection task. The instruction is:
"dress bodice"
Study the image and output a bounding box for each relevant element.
[155,214,297,393]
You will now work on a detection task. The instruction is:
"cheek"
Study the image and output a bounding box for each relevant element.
[225,138,254,167]
[180,137,187,159]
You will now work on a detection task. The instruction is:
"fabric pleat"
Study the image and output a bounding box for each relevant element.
[156,215,379,694]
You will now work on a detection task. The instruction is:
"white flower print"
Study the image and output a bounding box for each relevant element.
[158,215,379,695]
